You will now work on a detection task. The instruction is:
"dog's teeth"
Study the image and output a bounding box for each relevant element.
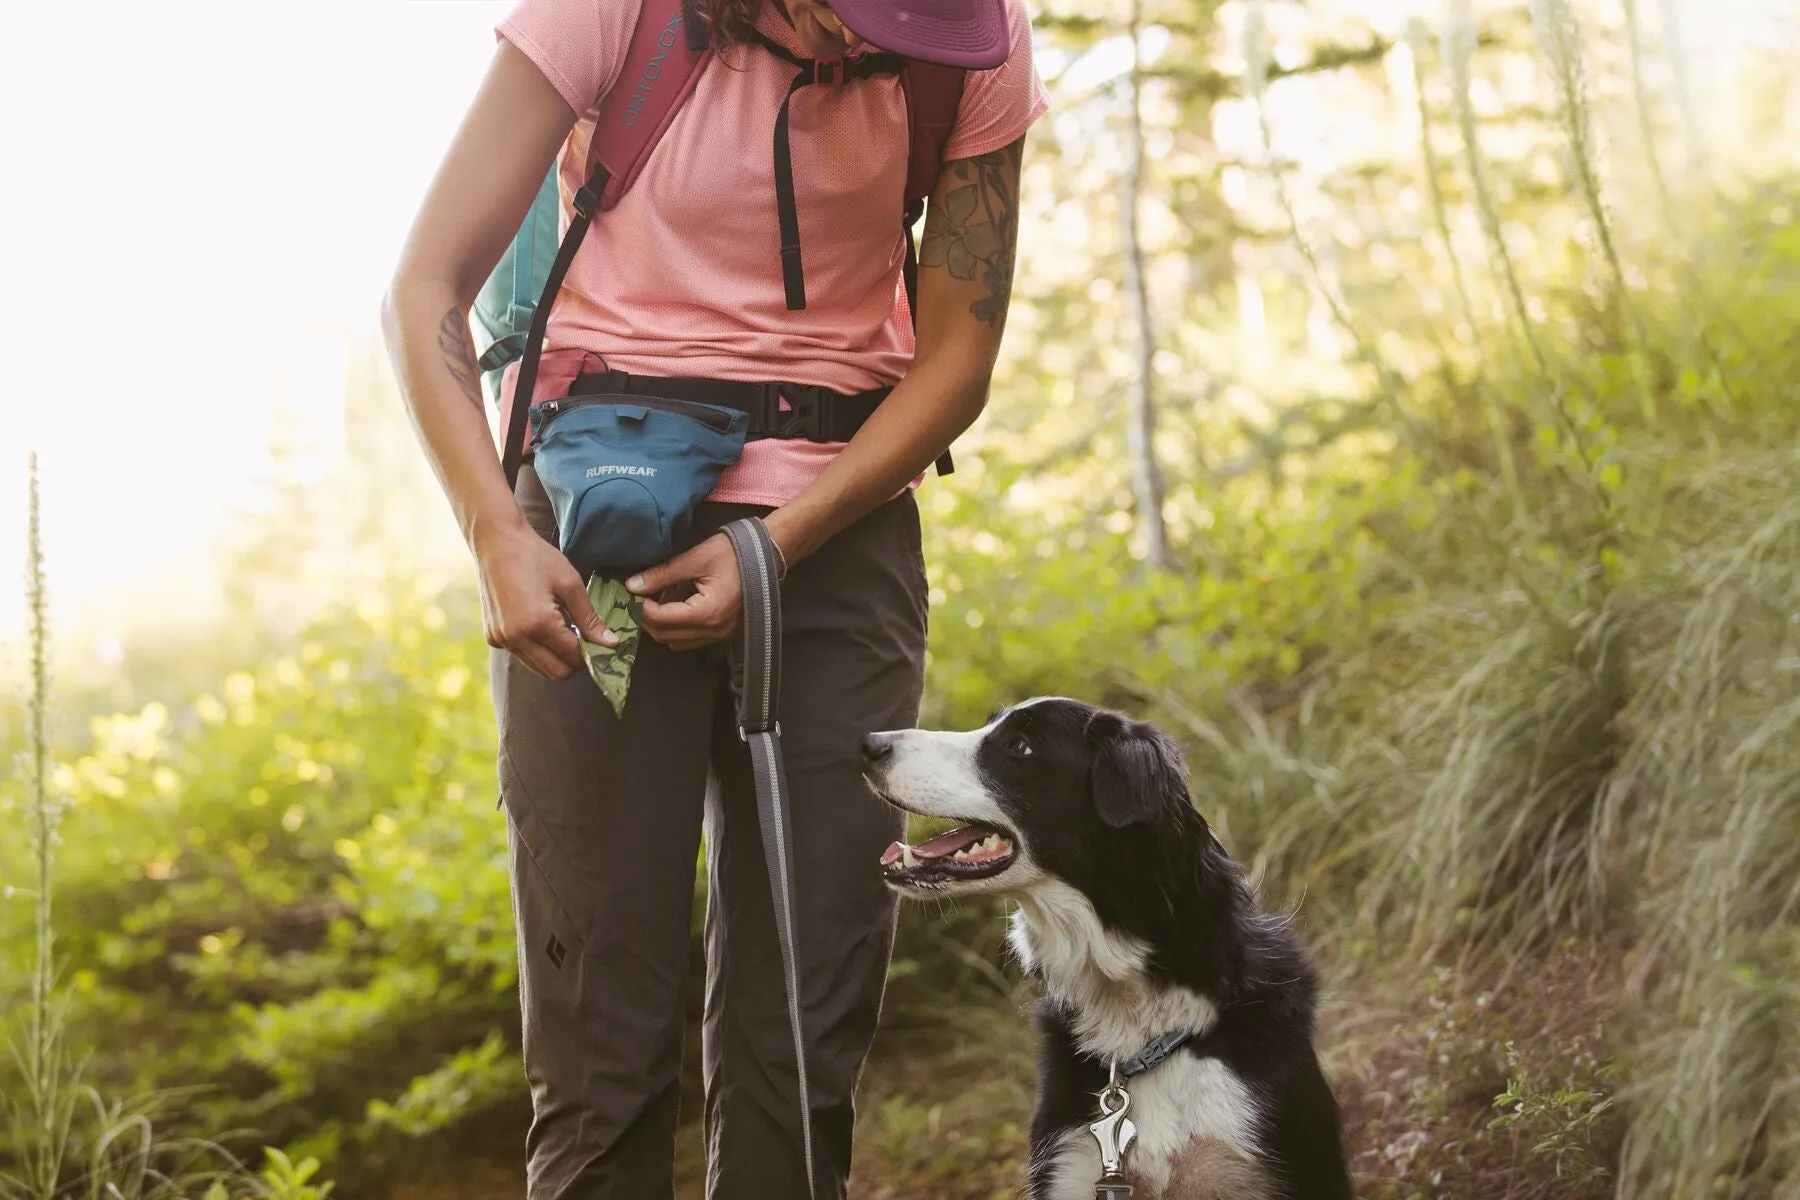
[901,845,919,869]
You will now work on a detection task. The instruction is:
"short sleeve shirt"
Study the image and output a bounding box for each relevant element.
[496,0,1048,504]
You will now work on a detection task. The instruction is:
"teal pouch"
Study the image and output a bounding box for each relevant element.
[528,394,751,576]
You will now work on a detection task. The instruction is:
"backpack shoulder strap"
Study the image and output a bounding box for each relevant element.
[586,0,713,213]
[899,60,967,218]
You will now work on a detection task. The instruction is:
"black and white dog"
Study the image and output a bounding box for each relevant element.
[860,698,1352,1199]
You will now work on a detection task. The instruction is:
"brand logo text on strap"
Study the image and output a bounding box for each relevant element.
[586,464,658,478]
[623,12,686,128]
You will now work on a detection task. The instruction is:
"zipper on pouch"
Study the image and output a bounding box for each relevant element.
[537,394,735,433]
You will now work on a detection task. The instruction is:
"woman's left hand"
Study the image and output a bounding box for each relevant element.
[630,534,743,650]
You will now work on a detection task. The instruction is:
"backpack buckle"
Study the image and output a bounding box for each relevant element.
[811,57,846,85]
[774,388,824,440]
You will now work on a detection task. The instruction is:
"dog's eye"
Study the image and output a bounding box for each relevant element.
[1008,734,1033,758]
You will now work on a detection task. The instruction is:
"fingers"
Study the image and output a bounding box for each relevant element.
[552,569,618,648]
[626,548,697,599]
[517,631,581,680]
[490,607,583,679]
[642,589,739,650]
[627,532,732,598]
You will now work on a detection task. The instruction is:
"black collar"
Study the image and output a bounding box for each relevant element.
[1114,1028,1198,1079]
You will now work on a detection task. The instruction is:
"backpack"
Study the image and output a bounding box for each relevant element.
[473,0,968,433]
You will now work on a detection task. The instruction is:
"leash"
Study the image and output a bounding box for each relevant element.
[1087,1028,1199,1199]
[721,517,817,1200]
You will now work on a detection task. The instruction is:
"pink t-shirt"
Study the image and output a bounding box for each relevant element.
[496,0,1048,506]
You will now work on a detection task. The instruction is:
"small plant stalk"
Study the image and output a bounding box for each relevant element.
[1443,0,1546,380]
[1619,0,1738,407]
[1530,0,1657,422]
[1406,19,1525,524]
[24,450,62,1196]
[1443,0,1612,529]
[1122,0,1172,570]
[1245,0,1412,432]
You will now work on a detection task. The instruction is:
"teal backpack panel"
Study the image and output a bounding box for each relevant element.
[472,167,560,408]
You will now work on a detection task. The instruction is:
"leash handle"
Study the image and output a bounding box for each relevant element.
[721,517,816,1200]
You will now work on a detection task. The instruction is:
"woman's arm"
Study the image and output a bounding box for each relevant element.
[634,135,1027,650]
[381,42,614,679]
[769,134,1026,561]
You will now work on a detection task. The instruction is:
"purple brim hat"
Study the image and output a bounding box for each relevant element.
[829,0,1011,70]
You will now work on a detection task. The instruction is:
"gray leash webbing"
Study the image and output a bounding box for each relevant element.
[721,517,816,1200]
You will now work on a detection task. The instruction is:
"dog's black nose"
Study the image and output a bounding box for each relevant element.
[859,733,896,764]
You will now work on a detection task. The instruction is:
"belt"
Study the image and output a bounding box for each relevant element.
[567,370,952,474]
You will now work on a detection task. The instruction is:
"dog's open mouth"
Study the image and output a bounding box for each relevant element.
[880,824,1016,885]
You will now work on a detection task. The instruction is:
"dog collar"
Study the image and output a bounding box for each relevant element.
[1114,1028,1198,1079]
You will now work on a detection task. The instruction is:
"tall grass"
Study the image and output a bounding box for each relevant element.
[1126,7,1798,1193]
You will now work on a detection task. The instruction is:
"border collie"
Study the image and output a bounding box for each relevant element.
[860,698,1351,1199]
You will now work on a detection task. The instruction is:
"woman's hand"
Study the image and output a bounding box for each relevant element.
[629,533,746,651]
[476,519,615,679]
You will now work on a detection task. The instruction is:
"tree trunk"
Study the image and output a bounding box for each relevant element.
[1123,0,1173,569]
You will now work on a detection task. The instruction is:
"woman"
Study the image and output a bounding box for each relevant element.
[382,0,1045,1194]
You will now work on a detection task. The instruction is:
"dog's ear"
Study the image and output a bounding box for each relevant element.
[1087,713,1189,828]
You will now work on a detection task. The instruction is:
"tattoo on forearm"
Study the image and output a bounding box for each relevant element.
[437,306,484,409]
[920,136,1024,330]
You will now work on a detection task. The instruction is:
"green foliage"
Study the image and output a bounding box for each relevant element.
[1489,1051,1615,1186]
[1,579,503,1190]
[245,1148,333,1200]
[2,456,321,1200]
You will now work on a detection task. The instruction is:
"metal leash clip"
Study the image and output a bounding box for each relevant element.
[1089,1059,1137,1198]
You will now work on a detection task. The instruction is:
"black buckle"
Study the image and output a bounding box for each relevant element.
[811,57,845,85]
[774,388,824,440]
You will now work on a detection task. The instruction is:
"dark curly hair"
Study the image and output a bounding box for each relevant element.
[698,0,767,49]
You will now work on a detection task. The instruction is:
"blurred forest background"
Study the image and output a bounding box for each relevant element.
[5,0,1799,1195]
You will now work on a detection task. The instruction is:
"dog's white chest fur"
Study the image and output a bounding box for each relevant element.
[1013,886,1272,1199]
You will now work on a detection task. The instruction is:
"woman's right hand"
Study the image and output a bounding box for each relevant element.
[475,517,614,680]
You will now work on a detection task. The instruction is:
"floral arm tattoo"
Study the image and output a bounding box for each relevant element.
[919,135,1025,331]
[437,306,484,410]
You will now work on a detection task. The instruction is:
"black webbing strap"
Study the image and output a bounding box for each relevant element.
[752,31,905,312]
[721,516,815,1199]
[501,165,611,492]
[902,208,922,332]
[773,71,810,311]
[569,370,890,442]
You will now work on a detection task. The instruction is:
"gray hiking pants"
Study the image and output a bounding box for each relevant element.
[492,464,927,1199]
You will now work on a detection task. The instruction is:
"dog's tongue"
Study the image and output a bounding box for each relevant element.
[881,826,995,867]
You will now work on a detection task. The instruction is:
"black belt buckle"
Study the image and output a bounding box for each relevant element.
[774,387,824,441]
